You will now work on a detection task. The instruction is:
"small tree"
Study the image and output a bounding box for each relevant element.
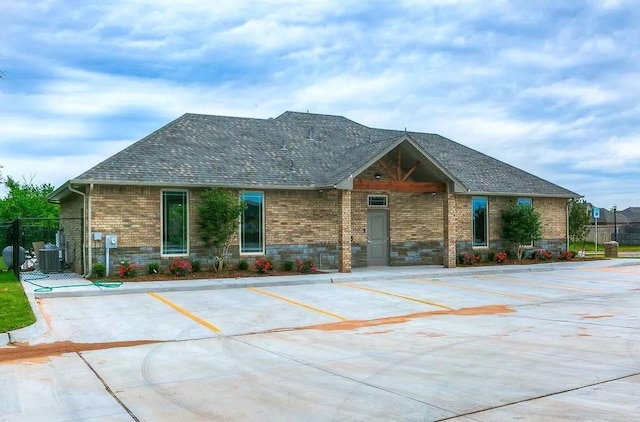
[197,188,244,271]
[0,176,59,221]
[568,199,590,249]
[501,202,542,259]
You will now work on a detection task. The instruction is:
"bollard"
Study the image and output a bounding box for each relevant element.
[604,241,619,258]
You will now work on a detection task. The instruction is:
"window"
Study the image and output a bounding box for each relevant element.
[472,197,488,247]
[517,198,532,207]
[368,195,388,207]
[162,191,188,255]
[517,198,534,246]
[240,192,264,254]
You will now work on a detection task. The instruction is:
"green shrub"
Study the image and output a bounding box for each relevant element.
[147,262,160,274]
[487,250,496,262]
[91,263,106,278]
[238,259,249,271]
[191,260,201,272]
[283,260,294,271]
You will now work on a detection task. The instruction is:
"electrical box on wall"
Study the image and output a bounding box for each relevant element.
[93,232,103,241]
[105,235,118,249]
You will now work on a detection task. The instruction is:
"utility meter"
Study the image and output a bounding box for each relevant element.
[105,234,118,249]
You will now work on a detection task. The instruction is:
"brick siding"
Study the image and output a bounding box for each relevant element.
[61,183,570,273]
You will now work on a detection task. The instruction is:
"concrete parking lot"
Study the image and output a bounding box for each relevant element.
[1,260,639,421]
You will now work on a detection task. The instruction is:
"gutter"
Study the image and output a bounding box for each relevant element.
[67,179,337,191]
[456,191,582,199]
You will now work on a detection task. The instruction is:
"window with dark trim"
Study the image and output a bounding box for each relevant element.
[368,195,388,207]
[162,191,188,255]
[472,197,488,247]
[240,192,264,254]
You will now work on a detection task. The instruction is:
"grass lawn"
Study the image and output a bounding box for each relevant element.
[0,270,36,332]
[569,242,640,253]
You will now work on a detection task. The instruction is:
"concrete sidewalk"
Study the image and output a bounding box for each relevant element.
[21,258,640,299]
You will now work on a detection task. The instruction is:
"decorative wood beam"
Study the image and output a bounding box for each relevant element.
[377,159,397,181]
[396,148,401,181]
[401,161,421,182]
[353,179,446,193]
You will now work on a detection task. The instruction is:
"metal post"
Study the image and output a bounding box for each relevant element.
[12,219,20,281]
[613,205,617,242]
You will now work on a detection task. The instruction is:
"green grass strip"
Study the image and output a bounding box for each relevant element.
[0,271,36,332]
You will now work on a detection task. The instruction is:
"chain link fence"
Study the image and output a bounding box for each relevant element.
[1,218,83,280]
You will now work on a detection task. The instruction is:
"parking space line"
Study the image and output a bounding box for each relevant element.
[478,274,603,293]
[247,287,348,320]
[148,292,221,333]
[410,278,537,302]
[337,283,453,310]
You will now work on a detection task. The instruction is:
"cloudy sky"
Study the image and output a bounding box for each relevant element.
[1,0,638,209]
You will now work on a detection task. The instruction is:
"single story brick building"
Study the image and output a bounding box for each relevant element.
[49,111,580,275]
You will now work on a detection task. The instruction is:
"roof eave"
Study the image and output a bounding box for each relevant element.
[63,179,337,191]
[456,190,582,199]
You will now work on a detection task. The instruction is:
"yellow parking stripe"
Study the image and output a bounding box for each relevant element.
[337,283,453,310]
[479,274,603,293]
[410,278,537,302]
[247,287,348,321]
[148,292,221,333]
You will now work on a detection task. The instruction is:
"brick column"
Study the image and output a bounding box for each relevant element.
[338,190,352,273]
[443,193,457,268]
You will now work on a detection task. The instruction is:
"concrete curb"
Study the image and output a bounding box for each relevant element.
[30,258,639,299]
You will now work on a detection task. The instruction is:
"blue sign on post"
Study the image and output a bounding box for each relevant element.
[593,207,600,219]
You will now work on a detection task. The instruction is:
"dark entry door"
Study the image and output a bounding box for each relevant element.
[367,211,389,266]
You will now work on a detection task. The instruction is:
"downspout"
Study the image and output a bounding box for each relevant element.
[88,184,93,276]
[68,184,88,276]
[566,199,571,251]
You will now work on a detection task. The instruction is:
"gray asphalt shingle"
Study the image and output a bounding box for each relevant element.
[72,111,578,197]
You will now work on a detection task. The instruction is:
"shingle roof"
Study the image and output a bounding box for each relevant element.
[69,111,579,197]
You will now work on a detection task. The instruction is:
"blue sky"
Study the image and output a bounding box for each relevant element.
[1,0,639,209]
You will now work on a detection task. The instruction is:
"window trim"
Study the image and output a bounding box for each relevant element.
[472,196,489,248]
[239,191,265,256]
[367,194,388,208]
[161,190,189,257]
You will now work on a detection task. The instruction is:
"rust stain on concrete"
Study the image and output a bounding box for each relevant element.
[306,305,515,332]
[363,330,392,335]
[0,340,161,364]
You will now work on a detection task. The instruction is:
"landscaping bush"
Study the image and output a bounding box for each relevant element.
[118,261,137,278]
[169,258,192,276]
[494,251,508,264]
[296,258,316,273]
[91,263,106,278]
[147,262,160,274]
[534,249,552,261]
[191,260,201,272]
[283,260,294,271]
[460,252,480,265]
[558,250,574,261]
[238,259,249,271]
[255,257,273,274]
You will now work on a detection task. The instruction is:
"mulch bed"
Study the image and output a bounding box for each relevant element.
[92,269,321,283]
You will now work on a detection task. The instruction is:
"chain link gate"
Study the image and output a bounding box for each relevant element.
[2,217,84,280]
